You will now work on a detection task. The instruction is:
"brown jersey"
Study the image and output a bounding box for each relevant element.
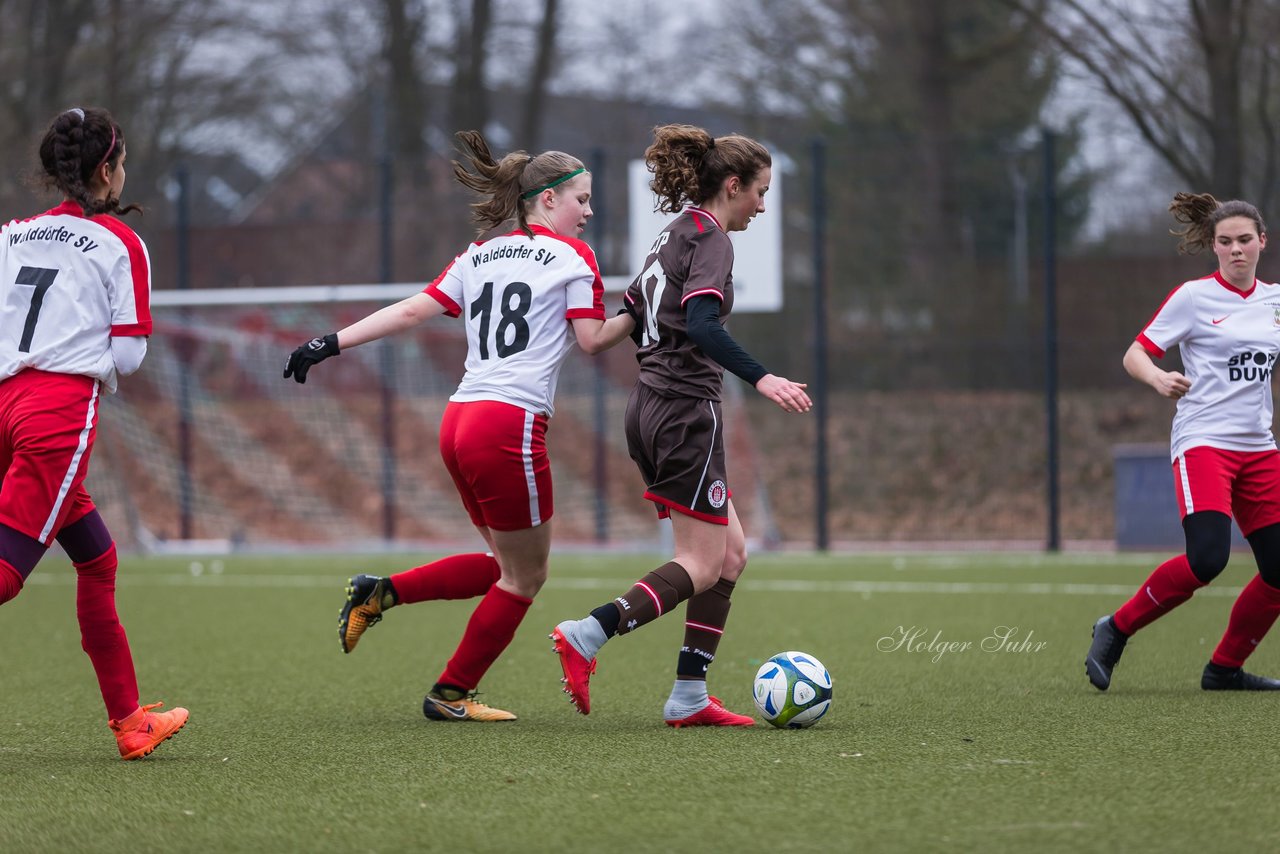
[623,207,735,401]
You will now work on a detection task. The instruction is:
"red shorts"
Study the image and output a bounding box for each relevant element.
[439,399,553,532]
[0,370,100,545]
[1173,446,1280,536]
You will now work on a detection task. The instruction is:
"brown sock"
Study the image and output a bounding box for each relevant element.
[677,577,736,678]
[610,561,695,636]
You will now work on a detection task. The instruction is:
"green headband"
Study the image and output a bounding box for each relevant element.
[520,167,585,200]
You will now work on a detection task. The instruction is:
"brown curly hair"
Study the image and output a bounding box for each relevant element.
[451,129,586,237]
[644,124,771,214]
[38,107,140,217]
[1169,191,1266,255]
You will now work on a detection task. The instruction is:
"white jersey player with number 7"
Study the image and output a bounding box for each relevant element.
[0,106,188,760]
[284,130,634,722]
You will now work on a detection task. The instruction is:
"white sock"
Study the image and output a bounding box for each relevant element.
[663,679,710,719]
[560,615,609,659]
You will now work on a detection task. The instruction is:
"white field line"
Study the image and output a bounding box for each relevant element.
[20,573,1246,598]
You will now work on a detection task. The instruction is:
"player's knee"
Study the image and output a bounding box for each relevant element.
[680,559,723,593]
[500,564,547,598]
[72,543,118,581]
[1184,512,1232,583]
[721,541,748,581]
[0,560,24,604]
[1247,523,1280,587]
[1186,539,1231,583]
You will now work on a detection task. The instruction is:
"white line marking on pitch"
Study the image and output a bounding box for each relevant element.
[20,573,1246,598]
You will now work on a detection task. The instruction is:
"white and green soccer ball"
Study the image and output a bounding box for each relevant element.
[752,651,833,729]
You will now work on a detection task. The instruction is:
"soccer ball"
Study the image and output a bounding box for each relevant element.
[752,651,833,729]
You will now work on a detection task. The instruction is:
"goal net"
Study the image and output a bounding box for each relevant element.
[86,284,777,554]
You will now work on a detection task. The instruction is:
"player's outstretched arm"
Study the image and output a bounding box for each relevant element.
[284,292,445,384]
[754,374,812,414]
[684,295,809,412]
[572,311,636,355]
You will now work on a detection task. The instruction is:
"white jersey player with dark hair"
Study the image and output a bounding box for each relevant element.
[285,130,634,722]
[1087,191,1280,693]
[0,106,188,760]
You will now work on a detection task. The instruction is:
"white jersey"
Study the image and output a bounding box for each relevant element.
[424,224,605,417]
[1137,271,1280,461]
[0,200,152,393]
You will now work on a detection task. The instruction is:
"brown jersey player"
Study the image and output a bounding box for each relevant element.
[551,123,811,726]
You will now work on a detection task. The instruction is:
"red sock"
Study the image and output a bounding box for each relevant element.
[1211,575,1280,668]
[1113,555,1206,635]
[0,560,22,604]
[390,553,501,604]
[436,584,532,691]
[74,545,139,721]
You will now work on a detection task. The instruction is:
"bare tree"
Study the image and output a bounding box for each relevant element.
[0,0,349,220]
[452,0,493,133]
[1000,0,1280,209]
[718,1,1069,289]
[521,0,561,149]
[381,0,432,181]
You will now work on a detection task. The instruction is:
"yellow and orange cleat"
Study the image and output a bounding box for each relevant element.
[339,574,393,654]
[110,702,189,760]
[423,692,517,722]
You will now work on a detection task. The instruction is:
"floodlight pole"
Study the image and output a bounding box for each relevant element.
[175,163,195,541]
[375,84,397,544]
[590,148,609,544]
[812,138,830,552]
[1042,128,1061,552]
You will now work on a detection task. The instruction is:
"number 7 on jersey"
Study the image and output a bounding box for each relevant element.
[14,266,58,353]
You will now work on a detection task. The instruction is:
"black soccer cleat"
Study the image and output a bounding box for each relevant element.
[1085,615,1128,691]
[1201,662,1280,691]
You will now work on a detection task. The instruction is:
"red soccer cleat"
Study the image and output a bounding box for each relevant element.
[110,701,189,760]
[550,622,598,715]
[665,695,755,728]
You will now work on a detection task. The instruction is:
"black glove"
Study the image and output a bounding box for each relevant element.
[284,333,340,383]
[618,305,645,346]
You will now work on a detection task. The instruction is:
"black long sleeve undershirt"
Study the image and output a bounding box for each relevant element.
[684,295,768,386]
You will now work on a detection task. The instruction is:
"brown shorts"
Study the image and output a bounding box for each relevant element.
[624,381,729,524]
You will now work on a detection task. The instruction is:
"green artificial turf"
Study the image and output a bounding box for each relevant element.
[3,550,1280,852]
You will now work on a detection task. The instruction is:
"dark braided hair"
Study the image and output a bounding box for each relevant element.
[38,107,140,217]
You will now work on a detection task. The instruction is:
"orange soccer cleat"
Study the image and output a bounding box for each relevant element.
[110,702,189,760]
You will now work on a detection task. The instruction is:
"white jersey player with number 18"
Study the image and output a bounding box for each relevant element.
[284,130,635,722]
[425,222,604,418]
